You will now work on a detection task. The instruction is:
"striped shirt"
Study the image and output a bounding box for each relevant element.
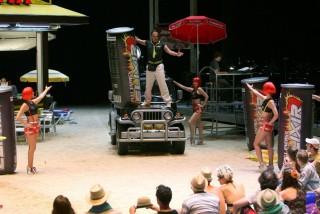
[299,162,320,191]
[181,192,220,214]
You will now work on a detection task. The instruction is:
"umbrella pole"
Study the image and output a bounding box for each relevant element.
[197,24,199,76]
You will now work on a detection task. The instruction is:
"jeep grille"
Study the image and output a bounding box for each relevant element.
[143,111,162,120]
[131,109,173,123]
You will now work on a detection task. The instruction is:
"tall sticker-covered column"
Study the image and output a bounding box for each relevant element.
[106,27,141,108]
[278,84,314,169]
[0,86,17,174]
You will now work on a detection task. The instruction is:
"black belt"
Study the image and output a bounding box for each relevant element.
[148,60,163,65]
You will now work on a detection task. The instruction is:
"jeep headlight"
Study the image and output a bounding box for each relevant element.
[163,111,173,120]
[131,112,141,121]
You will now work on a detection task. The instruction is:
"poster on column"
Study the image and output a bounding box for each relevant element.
[106,27,141,109]
[0,86,17,174]
[277,84,314,169]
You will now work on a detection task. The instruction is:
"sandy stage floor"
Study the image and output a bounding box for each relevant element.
[0,105,270,214]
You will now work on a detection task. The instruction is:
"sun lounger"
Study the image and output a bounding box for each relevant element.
[53,109,74,124]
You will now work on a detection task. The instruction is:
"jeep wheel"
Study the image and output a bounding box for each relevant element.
[110,134,116,145]
[171,124,186,154]
[109,111,117,145]
[117,124,128,155]
[172,141,185,154]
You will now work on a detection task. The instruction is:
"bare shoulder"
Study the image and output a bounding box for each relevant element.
[219,184,228,192]
[198,87,205,92]
[280,187,297,200]
[197,87,207,94]
[268,99,276,104]
[20,102,29,110]
[206,185,221,195]
[237,182,245,191]
[267,99,277,107]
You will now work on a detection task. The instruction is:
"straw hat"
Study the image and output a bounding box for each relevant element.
[136,197,153,208]
[201,166,213,182]
[85,184,111,206]
[191,173,208,192]
[257,189,280,209]
[306,138,320,149]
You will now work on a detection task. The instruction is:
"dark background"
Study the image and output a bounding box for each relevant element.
[1,0,320,106]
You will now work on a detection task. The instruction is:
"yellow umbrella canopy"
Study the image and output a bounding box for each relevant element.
[20,69,69,82]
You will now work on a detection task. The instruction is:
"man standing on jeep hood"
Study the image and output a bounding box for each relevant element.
[135,30,183,107]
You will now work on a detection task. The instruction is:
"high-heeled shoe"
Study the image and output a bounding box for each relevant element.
[259,163,268,172]
[197,138,204,144]
[189,138,195,145]
[31,167,37,173]
[27,166,33,175]
[27,166,37,175]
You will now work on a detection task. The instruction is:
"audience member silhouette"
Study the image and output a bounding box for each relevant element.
[129,184,178,214]
[276,167,306,213]
[232,169,279,214]
[278,145,300,179]
[52,195,75,214]
[306,137,320,177]
[216,165,245,214]
[296,150,320,192]
[85,184,121,214]
[201,166,226,214]
[181,173,220,213]
[257,189,290,214]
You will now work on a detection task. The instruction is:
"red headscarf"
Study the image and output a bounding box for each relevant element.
[22,87,34,100]
[192,77,201,87]
[263,82,276,95]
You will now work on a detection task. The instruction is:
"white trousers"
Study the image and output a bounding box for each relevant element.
[145,64,171,104]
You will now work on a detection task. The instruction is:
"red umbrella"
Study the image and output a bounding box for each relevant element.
[169,16,227,74]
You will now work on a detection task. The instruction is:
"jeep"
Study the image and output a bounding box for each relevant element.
[108,75,187,155]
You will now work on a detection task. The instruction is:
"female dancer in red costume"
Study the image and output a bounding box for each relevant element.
[246,82,278,172]
[173,77,208,144]
[16,85,52,174]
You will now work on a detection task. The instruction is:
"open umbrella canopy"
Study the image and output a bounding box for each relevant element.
[20,69,69,83]
[169,16,227,44]
[169,16,227,74]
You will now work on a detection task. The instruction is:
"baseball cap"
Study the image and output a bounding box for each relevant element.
[306,138,320,149]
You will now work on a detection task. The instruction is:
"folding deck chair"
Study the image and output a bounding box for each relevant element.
[53,109,74,124]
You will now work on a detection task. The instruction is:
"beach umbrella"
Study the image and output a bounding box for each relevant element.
[169,16,227,74]
[20,69,69,83]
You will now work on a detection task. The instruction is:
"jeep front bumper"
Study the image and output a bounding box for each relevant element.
[117,119,187,143]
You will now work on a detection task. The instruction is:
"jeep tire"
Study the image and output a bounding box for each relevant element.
[109,111,117,145]
[171,124,186,154]
[172,141,185,154]
[116,124,128,155]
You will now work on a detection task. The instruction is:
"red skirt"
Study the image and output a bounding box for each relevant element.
[193,103,203,114]
[24,122,40,136]
[259,118,274,133]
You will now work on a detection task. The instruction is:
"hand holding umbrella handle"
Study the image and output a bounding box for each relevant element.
[176,49,184,57]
